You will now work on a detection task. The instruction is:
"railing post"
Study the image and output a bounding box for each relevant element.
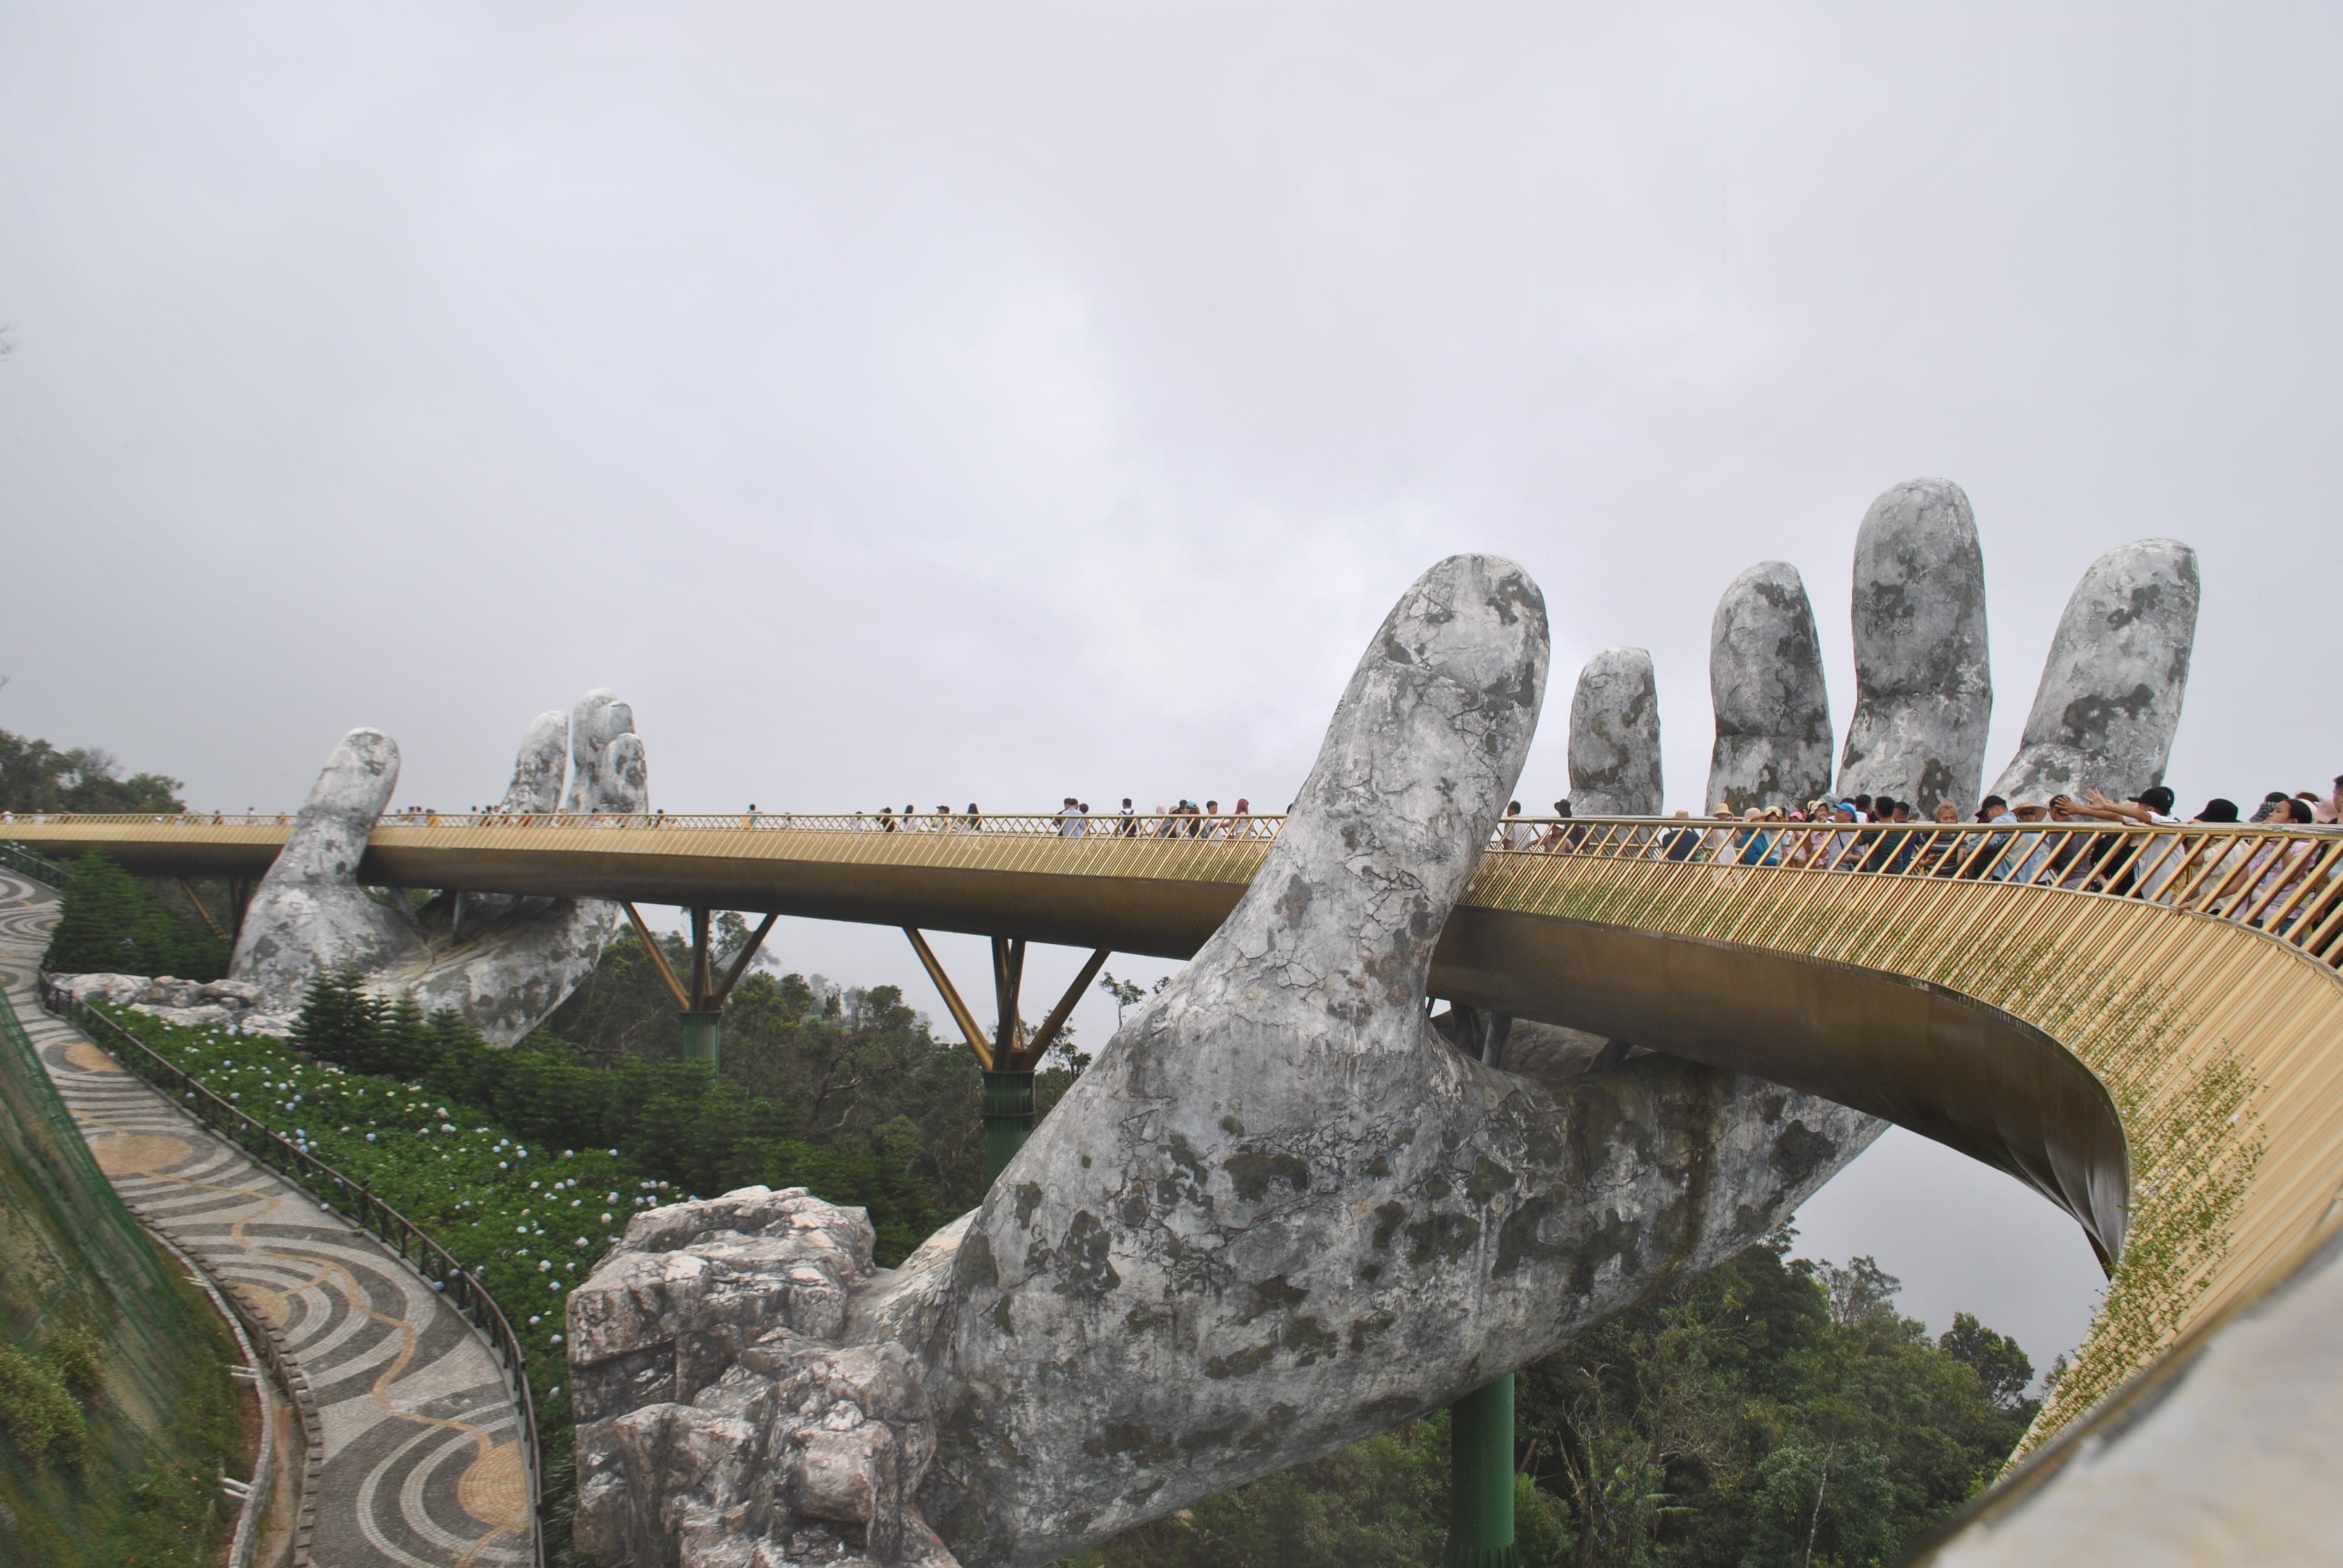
[1445,1373,1521,1568]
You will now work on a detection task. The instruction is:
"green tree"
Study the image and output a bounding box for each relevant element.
[41,852,228,978]
[1938,1313,2034,1415]
[1518,1233,2039,1568]
[0,728,187,814]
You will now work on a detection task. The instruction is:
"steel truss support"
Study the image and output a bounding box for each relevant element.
[901,929,1110,1185]
[621,903,781,1073]
[178,879,228,942]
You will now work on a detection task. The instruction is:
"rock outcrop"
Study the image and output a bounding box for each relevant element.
[1991,541,2200,805]
[45,972,295,1035]
[1708,563,1833,812]
[1837,479,1993,814]
[569,1187,958,1568]
[1567,647,1663,814]
[572,557,1884,1568]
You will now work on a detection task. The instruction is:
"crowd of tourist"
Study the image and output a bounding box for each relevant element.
[1485,773,2343,929]
[827,798,1276,839]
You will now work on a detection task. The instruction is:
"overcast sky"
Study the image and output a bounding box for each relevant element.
[7,3,2338,1370]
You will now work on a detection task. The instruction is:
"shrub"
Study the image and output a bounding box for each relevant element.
[0,1343,88,1468]
[42,1328,103,1402]
[41,852,228,979]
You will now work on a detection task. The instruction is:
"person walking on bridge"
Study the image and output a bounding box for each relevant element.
[1058,798,1084,838]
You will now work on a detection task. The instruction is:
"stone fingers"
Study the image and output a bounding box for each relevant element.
[387,690,640,1041]
[563,690,644,814]
[1568,647,1663,815]
[1838,478,1993,816]
[1708,561,1833,812]
[1992,540,2200,804]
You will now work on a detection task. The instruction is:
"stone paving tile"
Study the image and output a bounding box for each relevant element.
[0,872,532,1568]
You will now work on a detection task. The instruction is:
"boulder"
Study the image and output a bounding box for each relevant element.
[568,1187,959,1568]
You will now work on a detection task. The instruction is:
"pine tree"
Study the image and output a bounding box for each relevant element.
[41,852,227,979]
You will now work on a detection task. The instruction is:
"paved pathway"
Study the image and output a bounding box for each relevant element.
[0,869,532,1568]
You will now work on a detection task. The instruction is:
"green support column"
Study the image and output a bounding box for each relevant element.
[1444,1373,1521,1568]
[981,1070,1035,1186]
[680,1010,722,1073]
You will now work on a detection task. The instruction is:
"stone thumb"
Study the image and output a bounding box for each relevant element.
[499,711,569,814]
[230,728,416,999]
[1174,553,1548,1047]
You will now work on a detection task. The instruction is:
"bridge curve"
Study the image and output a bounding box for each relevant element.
[8,808,2342,1448]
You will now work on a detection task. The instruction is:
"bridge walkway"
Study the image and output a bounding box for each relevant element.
[0,867,532,1568]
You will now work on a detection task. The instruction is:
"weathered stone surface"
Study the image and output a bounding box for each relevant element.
[1567,647,1663,814]
[385,894,623,1045]
[568,1186,958,1568]
[1708,563,1833,812]
[573,558,1884,1568]
[45,972,294,1034]
[1837,479,1993,815]
[231,694,646,1041]
[229,728,424,1005]
[502,710,570,813]
[915,560,1878,1564]
[565,690,640,813]
[1991,540,2200,805]
[603,732,650,814]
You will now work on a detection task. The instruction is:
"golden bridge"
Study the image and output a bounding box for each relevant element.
[7,806,2342,1490]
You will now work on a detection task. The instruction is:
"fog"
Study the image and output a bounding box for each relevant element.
[7,2,2338,1371]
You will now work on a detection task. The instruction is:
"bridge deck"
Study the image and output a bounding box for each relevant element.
[9,809,2343,1445]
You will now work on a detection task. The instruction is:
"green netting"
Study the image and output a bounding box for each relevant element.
[0,968,244,1566]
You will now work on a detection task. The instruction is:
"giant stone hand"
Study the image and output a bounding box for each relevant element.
[229,688,647,1042]
[567,558,1880,1568]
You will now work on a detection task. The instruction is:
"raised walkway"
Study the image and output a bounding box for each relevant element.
[0,867,531,1568]
[13,809,2343,1455]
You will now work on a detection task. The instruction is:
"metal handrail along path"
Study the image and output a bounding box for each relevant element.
[34,976,548,1568]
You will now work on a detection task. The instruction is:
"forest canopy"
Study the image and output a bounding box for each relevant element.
[0,726,188,815]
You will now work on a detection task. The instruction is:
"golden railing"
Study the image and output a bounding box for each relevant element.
[11,806,2341,962]
[7,807,2343,1450]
